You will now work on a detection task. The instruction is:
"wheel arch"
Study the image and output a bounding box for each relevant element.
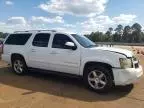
[83,61,114,80]
[11,53,26,64]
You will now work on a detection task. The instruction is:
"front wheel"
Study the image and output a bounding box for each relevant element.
[12,57,28,75]
[84,65,113,93]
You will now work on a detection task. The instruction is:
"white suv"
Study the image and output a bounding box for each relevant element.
[2,30,143,92]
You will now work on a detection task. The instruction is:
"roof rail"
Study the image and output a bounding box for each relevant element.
[14,30,57,33]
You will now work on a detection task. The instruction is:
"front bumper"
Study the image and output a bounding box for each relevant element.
[113,65,143,85]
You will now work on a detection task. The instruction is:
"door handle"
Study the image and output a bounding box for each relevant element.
[31,49,36,52]
[50,51,58,54]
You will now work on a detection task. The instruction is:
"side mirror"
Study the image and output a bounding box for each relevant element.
[65,42,77,50]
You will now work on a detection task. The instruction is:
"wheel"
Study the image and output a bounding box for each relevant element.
[84,65,113,93]
[12,57,28,75]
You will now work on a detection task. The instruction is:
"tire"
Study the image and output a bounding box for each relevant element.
[12,56,28,75]
[84,65,113,93]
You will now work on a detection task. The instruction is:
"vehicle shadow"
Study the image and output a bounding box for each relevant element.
[0,67,133,102]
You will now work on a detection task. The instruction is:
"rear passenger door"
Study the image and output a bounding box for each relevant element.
[28,33,52,70]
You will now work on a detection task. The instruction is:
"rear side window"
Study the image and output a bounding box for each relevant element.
[32,33,50,47]
[5,33,32,45]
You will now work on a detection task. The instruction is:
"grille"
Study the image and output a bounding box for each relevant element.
[132,56,139,68]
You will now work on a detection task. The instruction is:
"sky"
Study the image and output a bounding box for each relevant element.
[0,0,144,34]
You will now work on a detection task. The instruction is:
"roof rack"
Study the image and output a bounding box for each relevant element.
[14,30,57,33]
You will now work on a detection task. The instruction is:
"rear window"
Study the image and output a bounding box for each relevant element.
[5,33,32,45]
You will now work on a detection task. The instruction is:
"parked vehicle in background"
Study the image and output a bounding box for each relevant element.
[1,30,143,93]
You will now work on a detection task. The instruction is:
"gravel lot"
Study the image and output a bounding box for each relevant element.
[0,47,144,108]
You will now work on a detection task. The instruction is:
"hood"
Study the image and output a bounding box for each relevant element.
[91,47,133,57]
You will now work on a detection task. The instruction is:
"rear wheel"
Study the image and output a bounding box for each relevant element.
[12,57,28,75]
[84,65,113,93]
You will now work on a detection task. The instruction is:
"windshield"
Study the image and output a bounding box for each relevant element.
[71,34,96,48]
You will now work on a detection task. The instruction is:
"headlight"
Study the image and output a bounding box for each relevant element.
[119,58,132,69]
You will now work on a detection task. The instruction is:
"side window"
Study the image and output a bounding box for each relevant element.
[5,33,32,45]
[52,34,73,49]
[32,33,50,47]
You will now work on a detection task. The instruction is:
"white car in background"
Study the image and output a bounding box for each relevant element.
[1,30,143,93]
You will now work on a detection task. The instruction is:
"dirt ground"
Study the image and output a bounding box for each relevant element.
[0,47,144,108]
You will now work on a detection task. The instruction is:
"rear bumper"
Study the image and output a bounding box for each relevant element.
[113,65,143,85]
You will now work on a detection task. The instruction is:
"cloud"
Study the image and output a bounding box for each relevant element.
[0,17,30,33]
[7,17,27,25]
[5,1,14,5]
[112,14,137,24]
[0,16,65,33]
[0,22,5,25]
[80,15,113,33]
[38,0,108,17]
[51,27,76,34]
[0,14,137,34]
[31,16,64,24]
[0,22,31,33]
[63,24,76,28]
[80,14,137,34]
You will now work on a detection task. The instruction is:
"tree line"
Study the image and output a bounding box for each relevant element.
[0,32,9,39]
[85,23,144,43]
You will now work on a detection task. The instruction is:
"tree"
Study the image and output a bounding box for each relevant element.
[0,32,8,39]
[0,32,3,38]
[131,23,142,42]
[84,23,144,43]
[114,24,123,42]
[3,33,9,38]
[123,25,131,42]
[141,32,144,42]
[131,23,142,32]
[105,27,113,42]
[109,27,113,33]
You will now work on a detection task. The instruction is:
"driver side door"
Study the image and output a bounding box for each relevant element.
[49,33,81,75]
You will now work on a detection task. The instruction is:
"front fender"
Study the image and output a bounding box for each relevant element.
[80,57,119,75]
